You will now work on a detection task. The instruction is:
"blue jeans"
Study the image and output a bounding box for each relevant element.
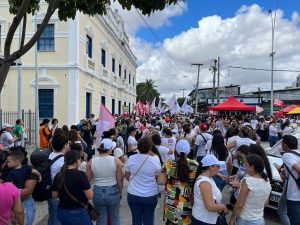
[237,217,264,225]
[127,193,157,225]
[57,207,92,225]
[93,185,120,225]
[213,170,228,191]
[191,216,214,225]
[287,200,300,225]
[277,182,290,225]
[22,197,35,225]
[269,136,278,147]
[48,198,61,225]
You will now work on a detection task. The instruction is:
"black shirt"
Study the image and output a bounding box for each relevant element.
[53,169,91,209]
[6,165,32,189]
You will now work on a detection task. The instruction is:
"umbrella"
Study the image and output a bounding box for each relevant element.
[287,107,300,114]
[282,104,298,113]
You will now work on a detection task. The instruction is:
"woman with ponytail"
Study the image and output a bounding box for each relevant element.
[52,150,93,225]
[160,139,198,225]
[229,154,271,225]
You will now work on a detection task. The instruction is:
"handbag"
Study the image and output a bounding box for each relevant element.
[64,183,99,221]
[216,212,228,225]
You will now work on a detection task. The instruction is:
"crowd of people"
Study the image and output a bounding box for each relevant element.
[0,113,300,225]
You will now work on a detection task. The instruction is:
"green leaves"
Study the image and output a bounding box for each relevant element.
[8,0,40,15]
[137,79,160,103]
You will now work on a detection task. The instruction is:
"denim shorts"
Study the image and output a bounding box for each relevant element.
[237,217,264,225]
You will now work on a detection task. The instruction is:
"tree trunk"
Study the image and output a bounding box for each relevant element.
[0,62,12,92]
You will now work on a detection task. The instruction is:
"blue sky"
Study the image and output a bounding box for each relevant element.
[137,0,299,44]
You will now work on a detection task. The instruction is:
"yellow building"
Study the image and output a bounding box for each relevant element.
[0,1,137,125]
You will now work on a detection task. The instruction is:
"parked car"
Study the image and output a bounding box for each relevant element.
[266,131,300,209]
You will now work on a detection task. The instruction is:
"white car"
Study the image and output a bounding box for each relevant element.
[266,131,300,209]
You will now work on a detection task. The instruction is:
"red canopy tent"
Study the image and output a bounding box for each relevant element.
[282,104,298,113]
[208,96,256,111]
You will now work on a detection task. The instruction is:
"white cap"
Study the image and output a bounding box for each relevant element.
[175,139,190,155]
[100,138,113,150]
[201,155,222,167]
[3,123,13,129]
[111,141,117,149]
[155,125,160,130]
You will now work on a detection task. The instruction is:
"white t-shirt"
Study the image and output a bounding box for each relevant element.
[114,147,123,158]
[2,131,14,150]
[195,132,213,156]
[125,154,161,197]
[283,150,300,201]
[228,135,240,168]
[235,137,256,150]
[250,119,258,129]
[128,136,138,153]
[49,152,64,181]
[269,125,278,137]
[239,177,271,220]
[192,176,222,224]
[282,126,293,136]
[157,145,171,163]
[161,137,176,152]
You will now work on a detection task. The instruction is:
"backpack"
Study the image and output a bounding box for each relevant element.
[30,149,63,202]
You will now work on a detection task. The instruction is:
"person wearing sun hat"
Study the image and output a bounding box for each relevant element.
[192,154,227,225]
[1,123,15,150]
[86,138,123,225]
[160,139,198,225]
[194,123,213,162]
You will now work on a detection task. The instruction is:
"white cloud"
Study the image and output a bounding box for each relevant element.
[128,4,300,100]
[111,1,187,35]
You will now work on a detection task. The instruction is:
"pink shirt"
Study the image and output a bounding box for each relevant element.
[0,183,20,224]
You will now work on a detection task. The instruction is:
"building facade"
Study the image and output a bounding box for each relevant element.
[0,1,137,125]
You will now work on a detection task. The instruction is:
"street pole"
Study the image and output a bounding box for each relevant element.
[180,88,185,98]
[191,63,203,114]
[17,20,23,119]
[217,56,220,104]
[270,10,276,116]
[212,59,217,106]
[34,14,39,149]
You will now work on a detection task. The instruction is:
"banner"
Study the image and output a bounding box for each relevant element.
[96,104,115,147]
[274,98,283,106]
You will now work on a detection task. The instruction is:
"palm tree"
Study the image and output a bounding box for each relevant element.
[137,79,160,102]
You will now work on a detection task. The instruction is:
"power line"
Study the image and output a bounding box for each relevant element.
[228,66,300,73]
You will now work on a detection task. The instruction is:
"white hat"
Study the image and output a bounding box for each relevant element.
[175,139,190,155]
[111,141,117,149]
[201,155,222,167]
[155,125,160,130]
[100,138,113,150]
[3,123,13,129]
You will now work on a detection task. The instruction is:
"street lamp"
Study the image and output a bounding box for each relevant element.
[269,9,276,116]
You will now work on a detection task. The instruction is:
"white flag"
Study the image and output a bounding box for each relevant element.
[151,97,156,113]
[167,94,177,109]
[157,98,162,113]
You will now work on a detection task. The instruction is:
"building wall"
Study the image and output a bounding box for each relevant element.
[0,1,136,126]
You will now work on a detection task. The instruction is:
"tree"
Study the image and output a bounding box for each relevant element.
[0,0,182,92]
[136,79,160,103]
[177,97,185,106]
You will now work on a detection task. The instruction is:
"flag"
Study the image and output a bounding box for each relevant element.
[145,101,150,114]
[166,94,177,109]
[256,105,264,113]
[96,104,115,147]
[274,98,283,106]
[181,98,193,114]
[157,98,162,113]
[151,97,156,113]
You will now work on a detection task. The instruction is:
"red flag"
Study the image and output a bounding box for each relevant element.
[96,104,115,147]
[274,98,283,106]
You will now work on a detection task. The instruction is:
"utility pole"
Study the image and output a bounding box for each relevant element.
[216,57,220,104]
[191,63,203,114]
[180,88,185,98]
[211,59,217,106]
[34,15,39,149]
[269,9,276,116]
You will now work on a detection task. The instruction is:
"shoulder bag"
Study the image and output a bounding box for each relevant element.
[284,151,300,190]
[64,183,99,221]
